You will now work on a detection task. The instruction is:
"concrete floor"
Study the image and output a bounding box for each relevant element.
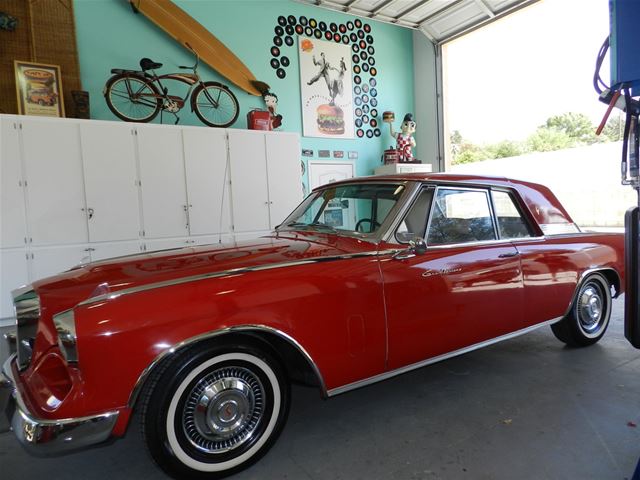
[1,296,639,480]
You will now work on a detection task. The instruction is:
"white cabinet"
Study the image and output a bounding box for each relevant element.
[1,116,27,249]
[90,241,142,262]
[0,249,29,319]
[0,115,302,319]
[183,128,232,236]
[137,126,189,239]
[21,118,88,246]
[80,122,141,242]
[228,130,271,233]
[31,245,90,282]
[265,132,302,228]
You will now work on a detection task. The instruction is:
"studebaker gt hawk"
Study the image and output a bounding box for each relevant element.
[0,174,624,478]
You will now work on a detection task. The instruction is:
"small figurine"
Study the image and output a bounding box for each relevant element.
[384,112,417,162]
[263,91,283,129]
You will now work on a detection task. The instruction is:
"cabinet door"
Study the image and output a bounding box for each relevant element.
[137,125,189,238]
[1,116,27,249]
[31,245,90,282]
[90,241,142,262]
[182,128,232,236]
[228,130,270,232]
[21,118,88,246]
[80,122,141,242]
[0,249,29,319]
[265,133,303,228]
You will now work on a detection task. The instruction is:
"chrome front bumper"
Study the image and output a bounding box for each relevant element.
[0,354,119,454]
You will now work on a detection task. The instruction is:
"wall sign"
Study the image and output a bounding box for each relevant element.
[14,60,65,117]
[271,14,379,140]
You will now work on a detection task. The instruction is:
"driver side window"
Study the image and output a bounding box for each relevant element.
[395,188,434,243]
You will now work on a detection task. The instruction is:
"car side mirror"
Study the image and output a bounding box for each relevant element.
[393,237,427,260]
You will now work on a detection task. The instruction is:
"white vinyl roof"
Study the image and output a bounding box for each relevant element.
[295,0,539,43]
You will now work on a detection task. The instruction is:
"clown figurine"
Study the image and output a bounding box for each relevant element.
[263,91,283,129]
[386,113,417,162]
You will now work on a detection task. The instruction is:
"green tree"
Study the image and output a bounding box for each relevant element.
[601,114,624,142]
[486,140,525,159]
[526,127,573,152]
[542,112,601,145]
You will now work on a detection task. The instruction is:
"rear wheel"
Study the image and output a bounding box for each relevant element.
[191,82,239,128]
[142,343,289,479]
[104,73,162,123]
[551,273,612,347]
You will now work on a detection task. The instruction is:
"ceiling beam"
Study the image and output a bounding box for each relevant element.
[473,0,496,18]
[371,0,403,17]
[416,0,465,25]
[394,0,434,20]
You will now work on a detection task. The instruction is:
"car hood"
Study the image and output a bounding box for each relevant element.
[32,231,377,310]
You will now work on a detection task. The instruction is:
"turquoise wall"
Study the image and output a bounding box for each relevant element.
[73,0,415,182]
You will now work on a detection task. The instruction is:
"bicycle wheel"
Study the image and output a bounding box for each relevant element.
[104,73,162,123]
[191,81,239,128]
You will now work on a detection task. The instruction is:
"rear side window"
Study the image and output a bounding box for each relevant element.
[492,191,533,239]
[427,189,496,245]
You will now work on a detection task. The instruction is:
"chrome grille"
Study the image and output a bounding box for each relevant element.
[13,286,40,370]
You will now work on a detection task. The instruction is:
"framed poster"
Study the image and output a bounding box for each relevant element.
[14,61,65,117]
[299,38,354,139]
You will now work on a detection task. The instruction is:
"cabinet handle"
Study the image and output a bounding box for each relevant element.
[84,247,96,252]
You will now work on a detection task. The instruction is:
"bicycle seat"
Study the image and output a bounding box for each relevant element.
[140,58,163,71]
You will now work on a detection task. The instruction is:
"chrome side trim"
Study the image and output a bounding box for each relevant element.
[327,317,562,397]
[1,354,119,453]
[127,324,329,408]
[77,251,382,307]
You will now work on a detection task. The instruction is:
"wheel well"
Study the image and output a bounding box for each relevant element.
[130,329,327,413]
[592,268,622,298]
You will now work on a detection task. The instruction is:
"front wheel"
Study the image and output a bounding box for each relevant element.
[191,82,239,128]
[142,343,290,479]
[551,273,612,347]
[104,73,162,123]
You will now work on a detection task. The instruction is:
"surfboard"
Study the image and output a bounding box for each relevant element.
[129,0,269,96]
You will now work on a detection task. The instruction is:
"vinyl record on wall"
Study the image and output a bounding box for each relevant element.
[286,25,295,35]
[309,18,317,28]
[319,21,327,31]
[361,63,369,72]
[330,22,337,32]
[334,33,341,42]
[275,26,284,36]
[347,21,354,30]
[357,29,365,39]
[276,68,286,78]
[271,46,280,57]
[355,107,363,117]
[374,128,381,137]
[357,129,364,137]
[354,85,361,95]
[270,58,280,69]
[278,16,287,26]
[355,18,362,28]
[370,98,378,107]
[369,78,377,87]
[288,15,297,25]
[366,129,374,138]
[352,43,359,53]
[281,56,290,67]
[353,65,361,74]
[364,24,371,33]
[314,29,322,38]
[274,36,283,46]
[299,16,308,26]
[350,32,358,43]
[339,24,347,33]
[325,31,333,40]
[285,36,294,46]
[362,104,370,114]
[305,26,313,36]
[354,75,361,84]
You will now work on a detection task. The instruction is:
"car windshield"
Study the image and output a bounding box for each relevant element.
[281,183,406,236]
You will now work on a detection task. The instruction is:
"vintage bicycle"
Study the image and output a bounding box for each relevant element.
[103,50,239,128]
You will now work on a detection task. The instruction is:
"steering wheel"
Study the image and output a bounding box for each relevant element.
[355,218,381,233]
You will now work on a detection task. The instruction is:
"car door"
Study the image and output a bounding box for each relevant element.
[379,185,524,370]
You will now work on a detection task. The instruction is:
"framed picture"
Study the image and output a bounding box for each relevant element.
[298,37,354,139]
[14,60,65,117]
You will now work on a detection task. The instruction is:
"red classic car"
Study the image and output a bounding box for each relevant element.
[0,174,625,478]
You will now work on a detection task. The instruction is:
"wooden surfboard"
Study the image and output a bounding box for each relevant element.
[129,0,269,96]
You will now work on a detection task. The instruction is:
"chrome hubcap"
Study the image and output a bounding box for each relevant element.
[182,367,264,454]
[578,285,604,333]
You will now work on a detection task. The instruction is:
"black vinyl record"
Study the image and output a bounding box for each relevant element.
[273,36,283,46]
[285,36,294,46]
[362,104,370,114]
[285,24,295,35]
[370,98,378,107]
[325,31,333,40]
[276,68,286,79]
[299,16,308,26]
[370,67,377,76]
[370,88,377,97]
[370,118,378,128]
[354,96,362,106]
[353,65,361,74]
[305,26,313,36]
[354,85,362,95]
[287,15,296,25]
[352,53,360,64]
[270,58,280,69]
[367,45,375,55]
[347,21,354,30]
[319,21,327,31]
[359,51,368,60]
[355,107,363,117]
[362,94,369,104]
[271,46,280,57]
[357,29,365,39]
[330,22,338,32]
[357,129,365,138]
[368,56,376,66]
[364,24,371,33]
[352,43,359,53]
[295,24,304,35]
[334,33,341,42]
[359,40,366,49]
[371,108,378,117]
[278,16,287,26]
[350,32,358,43]
[355,118,363,128]
[361,63,369,72]
[275,26,284,36]
[281,56,290,67]
[354,75,361,84]
[309,18,317,28]
[369,78,377,87]
[366,34,374,44]
[362,84,369,93]
[339,24,347,33]
[374,128,381,137]
[342,35,349,44]
[314,29,322,39]
[366,129,374,138]
[362,115,369,124]
[355,18,362,28]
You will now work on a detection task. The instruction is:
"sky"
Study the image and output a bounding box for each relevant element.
[443,0,611,145]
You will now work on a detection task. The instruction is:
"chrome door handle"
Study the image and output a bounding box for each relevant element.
[498,251,520,258]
